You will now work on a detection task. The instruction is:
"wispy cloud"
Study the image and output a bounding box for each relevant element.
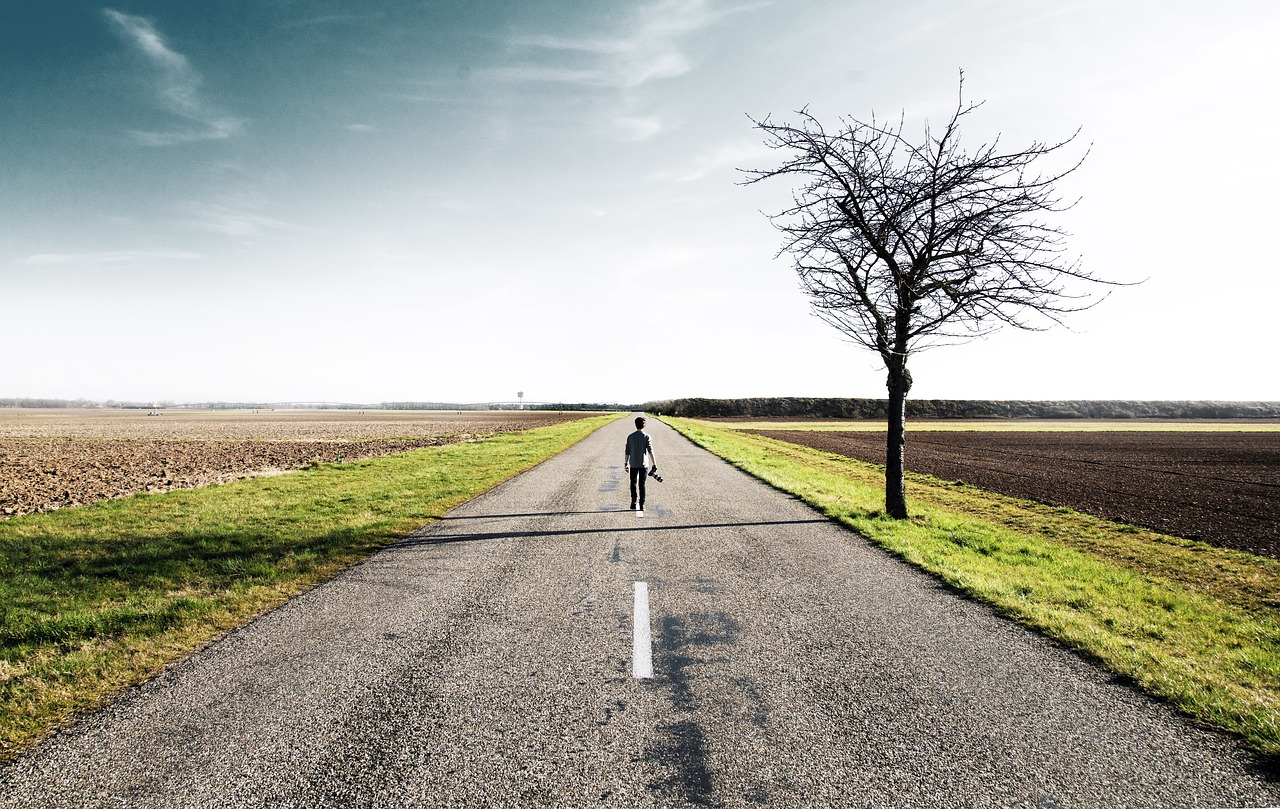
[18,250,204,266]
[282,12,385,29]
[613,115,666,141]
[102,9,243,146]
[345,123,378,133]
[654,137,774,182]
[183,197,307,240]
[491,0,745,89]
[483,65,613,86]
[508,35,633,55]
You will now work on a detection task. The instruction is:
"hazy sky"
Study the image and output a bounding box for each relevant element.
[3,1,1278,404]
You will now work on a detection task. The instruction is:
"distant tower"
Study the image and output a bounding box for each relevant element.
[517,391,524,410]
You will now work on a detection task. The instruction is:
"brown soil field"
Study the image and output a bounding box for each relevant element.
[749,429,1280,559]
[0,408,579,441]
[0,409,593,518]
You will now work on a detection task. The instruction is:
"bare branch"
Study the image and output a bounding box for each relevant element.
[743,73,1140,518]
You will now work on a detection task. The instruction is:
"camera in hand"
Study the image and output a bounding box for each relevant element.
[647,466,664,483]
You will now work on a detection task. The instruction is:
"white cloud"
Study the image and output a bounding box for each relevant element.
[182,197,306,240]
[345,123,378,133]
[493,0,744,89]
[655,137,774,182]
[103,9,243,146]
[425,197,480,214]
[619,51,691,87]
[633,0,741,38]
[18,250,204,266]
[613,115,666,141]
[282,12,385,28]
[482,65,609,86]
[508,35,633,55]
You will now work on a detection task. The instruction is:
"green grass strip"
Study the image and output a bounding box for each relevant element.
[667,417,1280,756]
[0,414,620,761]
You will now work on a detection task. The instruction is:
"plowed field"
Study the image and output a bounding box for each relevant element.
[0,409,592,518]
[749,429,1280,559]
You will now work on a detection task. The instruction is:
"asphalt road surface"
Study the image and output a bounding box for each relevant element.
[3,416,1278,808]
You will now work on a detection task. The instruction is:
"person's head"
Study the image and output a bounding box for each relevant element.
[635,416,646,429]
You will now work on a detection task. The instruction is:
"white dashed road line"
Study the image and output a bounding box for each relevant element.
[633,581,653,679]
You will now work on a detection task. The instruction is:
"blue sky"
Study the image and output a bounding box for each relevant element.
[3,1,1278,404]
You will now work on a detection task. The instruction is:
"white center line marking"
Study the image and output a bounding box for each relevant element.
[633,581,653,679]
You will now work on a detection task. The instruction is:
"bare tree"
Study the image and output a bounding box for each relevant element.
[744,75,1120,518]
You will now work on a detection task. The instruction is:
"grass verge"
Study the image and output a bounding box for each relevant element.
[0,414,619,762]
[666,417,1280,756]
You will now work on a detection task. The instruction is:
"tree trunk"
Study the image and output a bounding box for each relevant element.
[885,363,911,519]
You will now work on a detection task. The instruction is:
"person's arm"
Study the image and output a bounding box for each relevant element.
[624,438,630,472]
[647,436,656,468]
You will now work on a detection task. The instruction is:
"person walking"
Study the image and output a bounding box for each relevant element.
[624,415,656,511]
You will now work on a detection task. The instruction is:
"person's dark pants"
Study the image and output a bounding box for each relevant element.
[630,466,646,508]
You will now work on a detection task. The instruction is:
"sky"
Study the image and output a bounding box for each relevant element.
[3,0,1278,405]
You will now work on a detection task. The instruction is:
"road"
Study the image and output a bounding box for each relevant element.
[2,416,1277,808]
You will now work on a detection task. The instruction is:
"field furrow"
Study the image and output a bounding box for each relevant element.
[748,429,1280,558]
[0,409,592,518]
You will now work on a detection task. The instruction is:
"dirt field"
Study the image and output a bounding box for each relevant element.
[748,429,1280,559]
[0,408,579,441]
[0,409,593,518]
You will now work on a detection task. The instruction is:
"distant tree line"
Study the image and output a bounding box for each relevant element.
[643,397,1280,420]
[381,402,628,412]
[0,398,630,412]
[379,402,492,411]
[530,403,629,412]
[0,398,99,408]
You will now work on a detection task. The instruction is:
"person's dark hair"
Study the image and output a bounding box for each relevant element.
[635,416,646,428]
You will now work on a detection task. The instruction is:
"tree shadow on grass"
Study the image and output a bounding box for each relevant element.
[1,524,388,651]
